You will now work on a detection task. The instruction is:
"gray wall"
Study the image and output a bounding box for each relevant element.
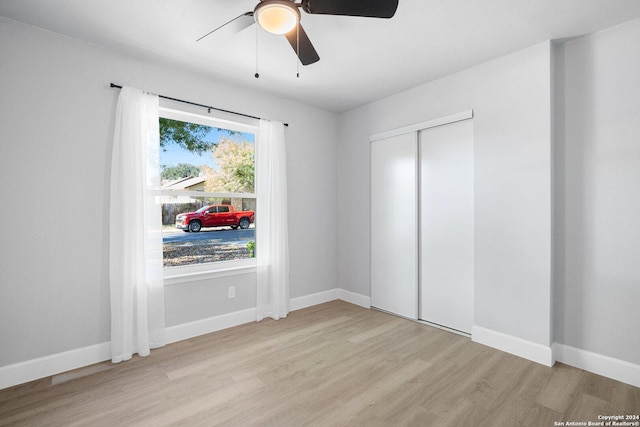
[337,42,553,347]
[554,19,640,365]
[0,17,338,367]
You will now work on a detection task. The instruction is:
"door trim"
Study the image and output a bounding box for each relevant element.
[370,110,474,142]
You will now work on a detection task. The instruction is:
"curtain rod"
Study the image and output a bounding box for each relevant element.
[109,83,288,127]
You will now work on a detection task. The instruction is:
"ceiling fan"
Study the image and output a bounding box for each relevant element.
[197,0,399,66]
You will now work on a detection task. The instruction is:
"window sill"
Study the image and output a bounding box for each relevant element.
[164,259,257,286]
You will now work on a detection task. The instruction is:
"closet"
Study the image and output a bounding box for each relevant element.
[370,112,474,334]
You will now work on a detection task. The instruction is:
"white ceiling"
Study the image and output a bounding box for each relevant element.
[2,0,640,113]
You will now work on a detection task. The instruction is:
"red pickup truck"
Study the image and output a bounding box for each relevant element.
[175,205,255,232]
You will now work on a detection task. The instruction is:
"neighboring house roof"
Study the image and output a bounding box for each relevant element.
[161,176,205,191]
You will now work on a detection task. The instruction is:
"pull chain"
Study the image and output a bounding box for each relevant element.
[255,25,260,79]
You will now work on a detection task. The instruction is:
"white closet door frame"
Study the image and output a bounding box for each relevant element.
[369,110,474,321]
[370,110,473,142]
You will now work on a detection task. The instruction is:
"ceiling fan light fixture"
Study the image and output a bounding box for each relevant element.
[254,0,300,35]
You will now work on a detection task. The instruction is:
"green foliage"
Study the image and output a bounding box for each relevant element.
[161,163,201,180]
[159,118,213,155]
[203,138,255,193]
[159,118,242,155]
[247,241,255,258]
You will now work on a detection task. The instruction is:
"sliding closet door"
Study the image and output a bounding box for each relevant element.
[419,119,474,333]
[370,133,418,319]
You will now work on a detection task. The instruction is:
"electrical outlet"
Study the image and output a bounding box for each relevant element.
[228,286,236,299]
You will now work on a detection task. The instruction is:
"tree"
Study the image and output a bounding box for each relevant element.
[161,163,201,180]
[159,118,213,154]
[203,139,255,193]
[159,118,241,154]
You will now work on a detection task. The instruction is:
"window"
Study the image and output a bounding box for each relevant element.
[159,108,258,281]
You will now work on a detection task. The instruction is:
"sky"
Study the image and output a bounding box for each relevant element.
[160,125,255,170]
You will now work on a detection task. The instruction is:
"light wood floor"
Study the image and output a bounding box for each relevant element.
[1,301,638,426]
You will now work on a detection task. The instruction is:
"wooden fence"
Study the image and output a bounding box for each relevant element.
[162,202,203,225]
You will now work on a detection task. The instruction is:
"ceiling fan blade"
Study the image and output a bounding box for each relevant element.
[196,12,254,42]
[285,24,320,66]
[302,0,398,18]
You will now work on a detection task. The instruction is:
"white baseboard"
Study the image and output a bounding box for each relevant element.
[290,288,340,311]
[337,289,371,308]
[472,326,554,367]
[289,288,371,310]
[0,288,368,390]
[553,343,640,388]
[0,342,111,391]
[165,307,257,344]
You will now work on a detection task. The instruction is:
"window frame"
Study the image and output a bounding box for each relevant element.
[158,107,259,285]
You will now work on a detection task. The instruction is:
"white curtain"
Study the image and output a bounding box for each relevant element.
[256,120,290,321]
[109,86,165,363]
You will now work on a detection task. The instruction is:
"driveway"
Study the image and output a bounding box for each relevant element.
[163,226,255,245]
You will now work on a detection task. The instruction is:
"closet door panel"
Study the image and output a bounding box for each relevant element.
[419,120,474,333]
[370,133,418,319]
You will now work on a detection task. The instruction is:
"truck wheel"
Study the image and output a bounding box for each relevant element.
[239,218,250,229]
[188,220,202,232]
